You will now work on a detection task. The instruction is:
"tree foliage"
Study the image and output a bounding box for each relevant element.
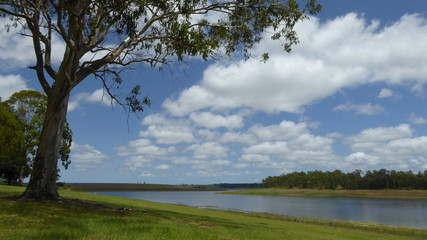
[1,90,73,184]
[262,169,427,190]
[0,102,25,185]
[0,0,321,200]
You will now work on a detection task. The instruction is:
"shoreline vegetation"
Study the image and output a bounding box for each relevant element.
[222,188,427,199]
[60,183,427,200]
[1,185,427,240]
[61,183,226,192]
[262,169,427,190]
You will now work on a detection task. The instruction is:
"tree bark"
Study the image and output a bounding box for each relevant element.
[22,83,71,201]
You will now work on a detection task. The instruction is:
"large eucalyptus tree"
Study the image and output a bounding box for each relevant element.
[0,0,321,200]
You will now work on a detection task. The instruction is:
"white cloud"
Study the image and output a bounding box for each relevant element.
[343,124,427,170]
[333,103,385,115]
[240,123,337,171]
[124,156,152,171]
[409,114,426,125]
[219,131,257,145]
[0,17,66,70]
[197,129,220,141]
[68,89,112,112]
[249,120,309,141]
[52,11,427,181]
[164,13,427,116]
[116,138,175,156]
[378,88,394,98]
[346,124,413,150]
[139,124,195,144]
[142,114,177,126]
[191,159,231,170]
[155,164,170,170]
[344,152,381,168]
[190,112,243,129]
[0,19,36,70]
[0,74,28,100]
[140,115,195,144]
[243,141,289,156]
[70,143,109,171]
[187,142,228,159]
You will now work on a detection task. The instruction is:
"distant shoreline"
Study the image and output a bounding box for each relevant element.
[222,188,427,199]
[61,183,227,192]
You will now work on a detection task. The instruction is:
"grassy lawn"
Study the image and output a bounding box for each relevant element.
[1,185,427,240]
[224,188,427,199]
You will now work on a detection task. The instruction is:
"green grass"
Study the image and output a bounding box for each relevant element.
[1,185,427,240]
[224,188,427,199]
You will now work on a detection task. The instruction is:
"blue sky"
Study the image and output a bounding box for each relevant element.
[1,1,427,184]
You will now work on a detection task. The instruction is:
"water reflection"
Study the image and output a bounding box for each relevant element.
[93,191,427,229]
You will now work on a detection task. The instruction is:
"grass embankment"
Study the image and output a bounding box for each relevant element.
[65,183,223,192]
[1,185,427,240]
[223,188,427,199]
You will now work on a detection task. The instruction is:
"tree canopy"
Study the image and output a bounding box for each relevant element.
[0,0,321,200]
[0,90,73,185]
[262,169,427,190]
[0,102,25,185]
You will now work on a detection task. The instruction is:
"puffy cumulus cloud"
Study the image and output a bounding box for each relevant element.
[70,143,109,171]
[409,114,426,125]
[241,127,337,171]
[346,124,413,151]
[378,88,394,98]
[344,152,381,169]
[187,142,229,159]
[124,156,152,171]
[164,13,427,116]
[249,120,309,141]
[0,74,28,100]
[68,89,113,112]
[243,141,289,156]
[197,129,221,141]
[0,20,36,70]
[190,112,243,129]
[186,169,258,177]
[219,131,257,145]
[116,138,176,156]
[142,114,178,126]
[0,17,65,70]
[333,103,385,115]
[139,124,195,144]
[139,114,195,144]
[169,156,232,175]
[155,164,170,170]
[343,125,427,170]
[246,134,334,158]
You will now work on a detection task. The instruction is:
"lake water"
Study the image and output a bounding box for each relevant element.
[92,191,427,229]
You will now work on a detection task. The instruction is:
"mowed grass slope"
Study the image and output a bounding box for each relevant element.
[1,185,426,240]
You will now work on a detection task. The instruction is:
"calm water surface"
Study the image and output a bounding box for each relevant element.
[93,191,427,229]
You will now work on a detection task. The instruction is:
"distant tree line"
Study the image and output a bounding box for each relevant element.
[213,183,263,189]
[262,169,427,190]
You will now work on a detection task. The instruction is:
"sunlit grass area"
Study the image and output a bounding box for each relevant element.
[1,185,426,240]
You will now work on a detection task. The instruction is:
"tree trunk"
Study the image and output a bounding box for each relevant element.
[22,84,71,201]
